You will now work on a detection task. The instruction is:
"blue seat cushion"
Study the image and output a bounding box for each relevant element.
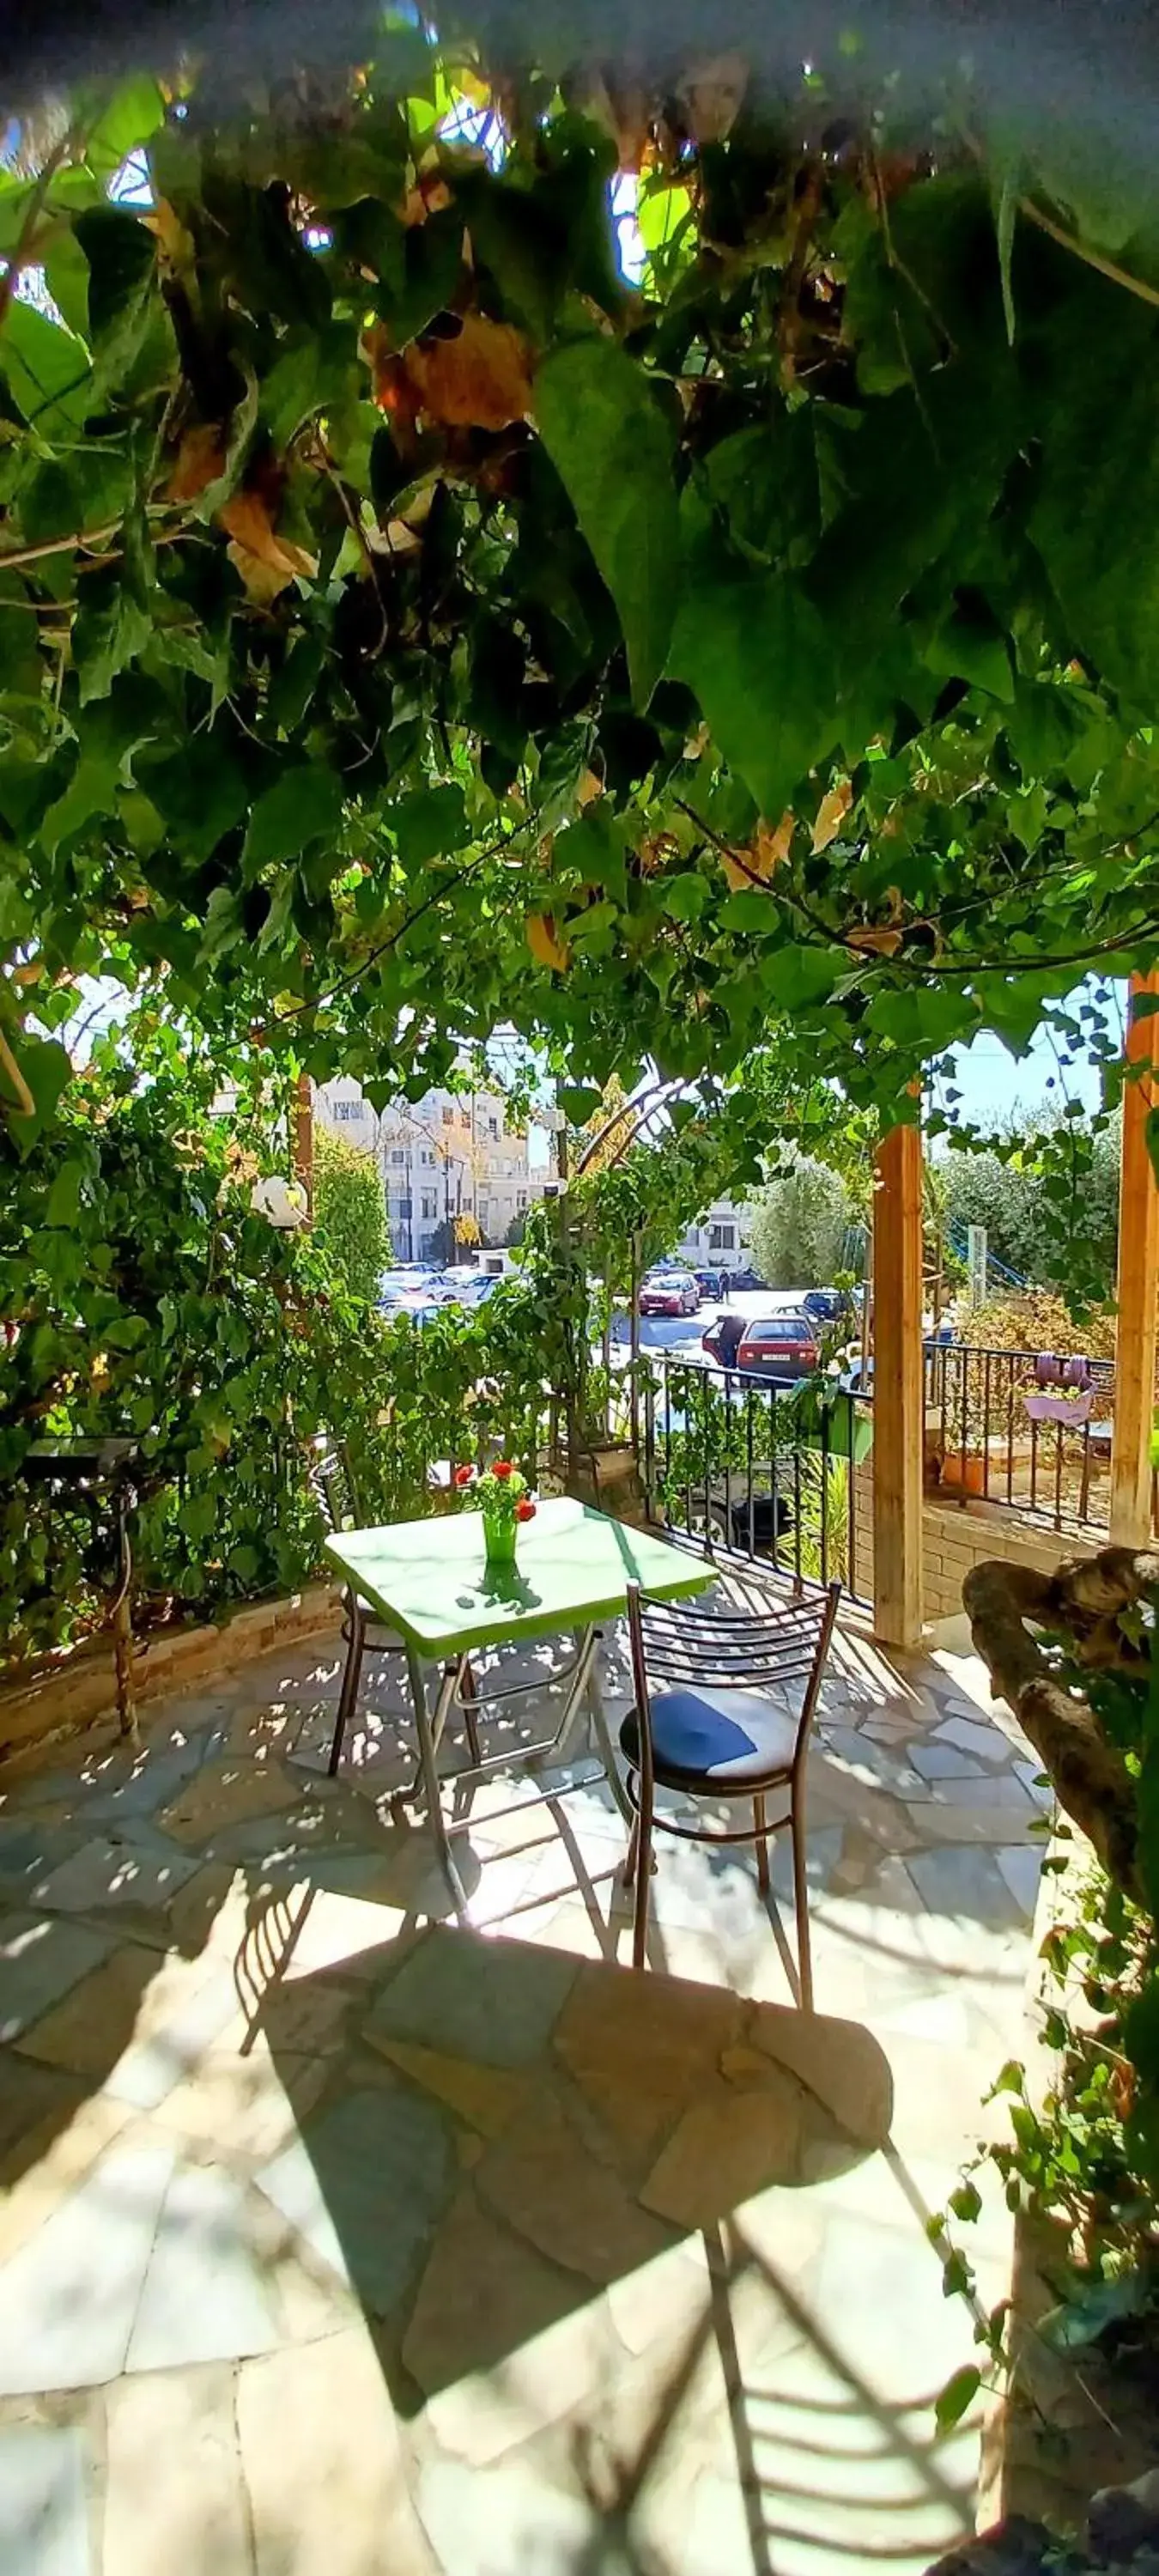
[620,1686,798,1787]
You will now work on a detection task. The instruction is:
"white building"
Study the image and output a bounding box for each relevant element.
[313,1078,553,1261]
[675,1198,755,1276]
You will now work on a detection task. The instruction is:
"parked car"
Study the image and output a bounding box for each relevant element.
[726,1266,766,1292]
[693,1267,726,1301]
[639,1269,701,1318]
[802,1288,853,1327]
[735,1313,821,1380]
[701,1312,747,1368]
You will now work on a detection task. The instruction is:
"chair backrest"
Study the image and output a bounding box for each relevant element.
[626,1577,841,1784]
[307,1436,360,1534]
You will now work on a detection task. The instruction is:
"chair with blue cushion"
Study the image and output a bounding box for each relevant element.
[622,1577,841,2005]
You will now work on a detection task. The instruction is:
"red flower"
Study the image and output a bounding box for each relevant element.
[516,1498,536,1522]
[453,1464,474,1488]
[493,1460,513,1479]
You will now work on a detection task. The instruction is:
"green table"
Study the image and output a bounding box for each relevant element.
[323,1497,713,1906]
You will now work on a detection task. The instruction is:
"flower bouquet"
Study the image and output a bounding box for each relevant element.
[454,1458,537,1566]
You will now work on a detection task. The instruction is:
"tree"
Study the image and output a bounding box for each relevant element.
[938,1113,1121,1297]
[748,1161,859,1290]
[312,1127,391,1303]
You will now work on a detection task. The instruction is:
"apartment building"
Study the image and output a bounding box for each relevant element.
[675,1198,755,1276]
[313,1078,552,1259]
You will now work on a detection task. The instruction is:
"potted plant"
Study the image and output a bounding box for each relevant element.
[454,1458,536,1565]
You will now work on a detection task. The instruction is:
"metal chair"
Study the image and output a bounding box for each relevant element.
[621,1577,841,2005]
[308,1439,482,1777]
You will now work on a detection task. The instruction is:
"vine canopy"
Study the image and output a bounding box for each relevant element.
[4,24,1159,1139]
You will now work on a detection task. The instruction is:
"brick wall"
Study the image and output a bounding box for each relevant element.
[0,1583,342,1765]
[850,1461,1098,1625]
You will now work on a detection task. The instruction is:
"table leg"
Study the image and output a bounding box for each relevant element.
[404,1642,468,1912]
[573,1625,634,1826]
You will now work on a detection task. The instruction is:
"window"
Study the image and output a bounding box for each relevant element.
[488,1116,499,1139]
[518,1189,527,1208]
[391,1147,406,1166]
[422,1148,436,1166]
[709,1223,736,1252]
[442,1107,453,1127]
[422,1192,437,1219]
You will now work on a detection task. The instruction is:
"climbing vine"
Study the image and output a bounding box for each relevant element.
[3,39,1159,1145]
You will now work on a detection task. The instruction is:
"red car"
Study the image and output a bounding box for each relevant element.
[638,1270,700,1318]
[735,1314,820,1380]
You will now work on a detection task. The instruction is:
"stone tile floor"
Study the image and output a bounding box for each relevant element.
[0,1584,1052,2576]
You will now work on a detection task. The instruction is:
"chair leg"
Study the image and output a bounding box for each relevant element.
[791,1798,814,2013]
[329,1608,365,1777]
[632,1795,654,1971]
[754,1792,770,1896]
[622,1814,640,1890]
[458,1656,482,1766]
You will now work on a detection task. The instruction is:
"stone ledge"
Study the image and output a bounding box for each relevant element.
[0,1582,342,1764]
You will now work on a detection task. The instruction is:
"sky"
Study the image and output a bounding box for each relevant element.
[932,979,1126,1130]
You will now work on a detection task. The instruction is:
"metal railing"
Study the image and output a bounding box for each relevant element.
[924,1343,1116,1531]
[619,1354,874,1604]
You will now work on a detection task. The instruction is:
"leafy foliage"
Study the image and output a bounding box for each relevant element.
[3,45,1159,1148]
[312,1122,391,1301]
[748,1157,862,1291]
[0,1028,551,1662]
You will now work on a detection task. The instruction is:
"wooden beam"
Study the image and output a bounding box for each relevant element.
[293,1070,314,1218]
[872,1121,924,1648]
[1109,970,1159,1544]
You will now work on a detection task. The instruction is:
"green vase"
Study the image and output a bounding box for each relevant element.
[482,1510,517,1567]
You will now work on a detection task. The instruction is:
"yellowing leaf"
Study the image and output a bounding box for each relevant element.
[167,422,226,502]
[812,777,853,852]
[220,490,318,600]
[721,808,792,890]
[846,923,904,956]
[404,315,533,430]
[525,913,571,971]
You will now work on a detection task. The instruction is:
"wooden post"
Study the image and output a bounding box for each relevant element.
[1109,970,1159,1544]
[293,1072,313,1218]
[872,1121,924,1648]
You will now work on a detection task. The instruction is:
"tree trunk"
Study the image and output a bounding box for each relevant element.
[962,1548,1159,1901]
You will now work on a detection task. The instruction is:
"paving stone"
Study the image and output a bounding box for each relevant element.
[0,1821,84,1901]
[553,1955,743,2169]
[640,2074,806,2228]
[403,2184,618,2461]
[822,1727,925,1794]
[30,1836,197,1917]
[0,2141,176,2393]
[14,1943,168,2076]
[934,1714,1016,1766]
[258,2085,454,2318]
[742,2000,894,2148]
[994,1843,1043,1920]
[416,2455,601,2576]
[0,2093,134,2266]
[365,1925,580,2070]
[126,2159,282,2372]
[152,2043,327,2160]
[0,1914,112,2044]
[910,1743,987,1782]
[476,2083,675,2282]
[362,2034,531,2137]
[0,2424,93,2576]
[237,2327,440,2576]
[102,2363,252,2575]
[1015,1760,1054,1808]
[0,2050,84,2160]
[103,1963,240,2110]
[159,1757,298,1846]
[907,1844,1031,1929]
